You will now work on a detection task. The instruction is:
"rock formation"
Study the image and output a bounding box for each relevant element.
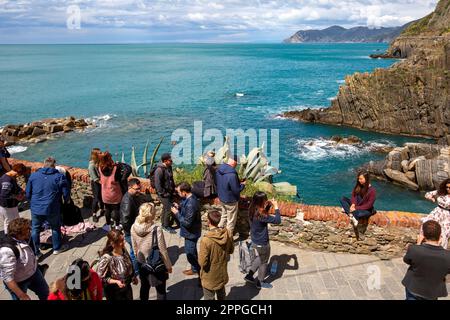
[0,116,93,146]
[283,24,408,44]
[363,143,450,191]
[283,0,450,144]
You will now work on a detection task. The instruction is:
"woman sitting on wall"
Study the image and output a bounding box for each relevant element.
[422,178,450,249]
[339,171,377,227]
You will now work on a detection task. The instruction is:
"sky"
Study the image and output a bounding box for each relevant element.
[0,0,439,43]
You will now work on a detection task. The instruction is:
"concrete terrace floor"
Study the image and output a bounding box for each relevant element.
[1,210,449,300]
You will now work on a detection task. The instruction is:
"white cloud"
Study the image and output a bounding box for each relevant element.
[0,0,439,42]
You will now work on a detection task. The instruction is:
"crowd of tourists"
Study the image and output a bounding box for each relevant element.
[0,135,449,301]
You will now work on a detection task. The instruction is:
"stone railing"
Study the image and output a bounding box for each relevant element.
[9,158,428,259]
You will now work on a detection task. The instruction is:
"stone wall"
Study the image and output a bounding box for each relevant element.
[10,158,429,259]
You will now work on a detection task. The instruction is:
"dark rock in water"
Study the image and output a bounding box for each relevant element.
[330,135,362,144]
[0,116,95,147]
[31,127,46,137]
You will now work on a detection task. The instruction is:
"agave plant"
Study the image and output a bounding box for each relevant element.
[126,137,164,177]
[213,137,280,183]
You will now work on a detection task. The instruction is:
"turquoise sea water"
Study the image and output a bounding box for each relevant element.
[0,44,435,213]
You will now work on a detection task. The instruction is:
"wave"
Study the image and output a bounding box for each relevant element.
[336,80,345,84]
[294,137,394,161]
[327,96,337,101]
[8,145,28,154]
[85,114,118,130]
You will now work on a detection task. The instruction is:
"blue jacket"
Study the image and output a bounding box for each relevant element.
[215,164,245,204]
[26,167,70,216]
[250,209,281,246]
[178,194,201,240]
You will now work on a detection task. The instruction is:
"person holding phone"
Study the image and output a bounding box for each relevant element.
[244,191,281,289]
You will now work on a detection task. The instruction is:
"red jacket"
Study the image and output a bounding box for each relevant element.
[48,269,103,300]
[351,186,376,211]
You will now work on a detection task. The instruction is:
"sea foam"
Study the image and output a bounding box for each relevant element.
[294,137,394,161]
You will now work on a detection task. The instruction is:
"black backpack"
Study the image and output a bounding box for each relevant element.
[142,227,167,279]
[0,236,20,259]
[148,164,161,189]
[61,200,83,226]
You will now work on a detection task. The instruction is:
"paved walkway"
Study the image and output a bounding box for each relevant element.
[1,210,449,300]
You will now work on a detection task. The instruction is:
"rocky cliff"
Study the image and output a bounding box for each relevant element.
[283,0,450,144]
[283,24,407,43]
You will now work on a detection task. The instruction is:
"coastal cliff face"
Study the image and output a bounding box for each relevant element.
[283,25,406,43]
[284,0,450,144]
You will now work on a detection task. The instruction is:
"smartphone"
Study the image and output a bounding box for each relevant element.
[264,202,272,212]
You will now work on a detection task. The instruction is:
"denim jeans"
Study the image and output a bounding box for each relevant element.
[124,234,139,276]
[184,238,200,273]
[405,288,434,300]
[31,212,62,254]
[339,197,373,220]
[4,268,49,300]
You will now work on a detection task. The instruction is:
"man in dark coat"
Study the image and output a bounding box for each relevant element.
[172,182,201,276]
[402,220,450,300]
[154,153,176,233]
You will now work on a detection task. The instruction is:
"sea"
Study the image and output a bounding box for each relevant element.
[0,43,436,213]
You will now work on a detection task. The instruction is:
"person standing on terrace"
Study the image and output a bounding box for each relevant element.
[216,155,246,237]
[244,192,281,290]
[422,178,450,249]
[26,157,70,257]
[339,171,377,227]
[402,220,450,300]
[88,148,104,223]
[0,163,27,235]
[98,152,123,231]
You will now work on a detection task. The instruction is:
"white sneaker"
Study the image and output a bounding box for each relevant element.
[349,214,359,227]
[102,224,111,232]
[53,244,69,255]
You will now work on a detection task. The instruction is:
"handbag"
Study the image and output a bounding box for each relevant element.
[142,227,167,276]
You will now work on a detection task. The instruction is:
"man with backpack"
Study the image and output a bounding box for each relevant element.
[152,153,177,234]
[26,157,70,257]
[0,218,50,300]
[171,182,202,276]
[198,211,234,300]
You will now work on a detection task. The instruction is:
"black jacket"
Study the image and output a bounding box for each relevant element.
[120,192,140,236]
[402,243,450,299]
[154,163,175,198]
